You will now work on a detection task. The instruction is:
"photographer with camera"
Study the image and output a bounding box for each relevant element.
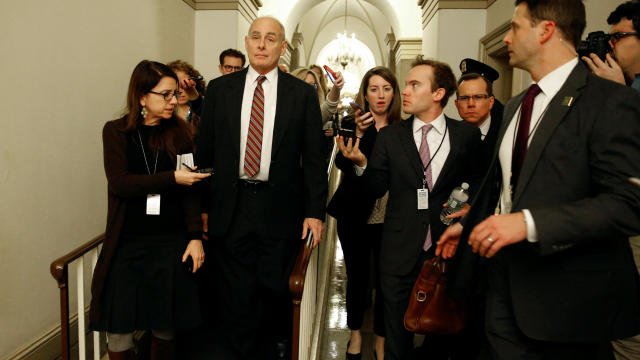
[581,1,640,90]
[582,3,640,359]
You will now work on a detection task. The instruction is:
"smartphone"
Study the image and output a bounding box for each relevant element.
[350,101,365,113]
[323,65,336,84]
[188,75,204,81]
[184,256,194,273]
[182,163,214,174]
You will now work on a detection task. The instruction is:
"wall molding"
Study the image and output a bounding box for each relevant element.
[418,0,490,29]
[479,20,510,60]
[182,0,262,24]
[393,38,422,65]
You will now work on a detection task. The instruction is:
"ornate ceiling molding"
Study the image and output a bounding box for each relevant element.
[182,0,262,24]
[417,0,491,30]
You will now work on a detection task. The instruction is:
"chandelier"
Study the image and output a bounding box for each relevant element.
[328,0,362,69]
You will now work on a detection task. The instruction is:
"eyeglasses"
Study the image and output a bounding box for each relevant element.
[457,94,491,102]
[222,65,244,72]
[609,31,639,44]
[148,90,182,101]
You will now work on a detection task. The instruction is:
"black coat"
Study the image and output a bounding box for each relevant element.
[455,62,640,342]
[363,116,484,276]
[195,68,328,239]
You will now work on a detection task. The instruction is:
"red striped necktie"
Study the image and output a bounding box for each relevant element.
[244,75,267,178]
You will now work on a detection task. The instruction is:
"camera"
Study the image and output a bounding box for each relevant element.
[338,115,357,143]
[577,31,612,61]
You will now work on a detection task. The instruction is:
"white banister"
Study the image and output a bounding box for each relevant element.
[76,256,86,360]
[91,248,100,360]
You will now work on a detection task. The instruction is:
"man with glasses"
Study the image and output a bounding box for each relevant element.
[582,1,640,91]
[455,59,505,167]
[218,48,246,75]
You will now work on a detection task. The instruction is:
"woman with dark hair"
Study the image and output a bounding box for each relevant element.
[167,60,206,136]
[327,66,402,360]
[89,60,210,360]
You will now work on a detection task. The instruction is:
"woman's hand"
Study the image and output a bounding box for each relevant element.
[354,109,374,138]
[327,71,344,103]
[182,239,205,273]
[337,136,366,167]
[180,78,200,101]
[174,167,210,185]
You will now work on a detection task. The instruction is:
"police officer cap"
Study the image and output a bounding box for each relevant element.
[459,58,499,83]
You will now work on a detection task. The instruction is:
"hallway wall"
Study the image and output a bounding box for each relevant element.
[0,0,194,357]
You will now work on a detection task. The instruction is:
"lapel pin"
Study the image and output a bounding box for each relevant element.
[561,96,574,107]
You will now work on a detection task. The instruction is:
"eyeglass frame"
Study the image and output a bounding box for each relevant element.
[609,31,639,44]
[456,94,492,103]
[148,90,182,101]
[222,65,244,72]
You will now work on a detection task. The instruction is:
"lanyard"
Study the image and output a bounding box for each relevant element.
[421,122,448,189]
[137,129,159,175]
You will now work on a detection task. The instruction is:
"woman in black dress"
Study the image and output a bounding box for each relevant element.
[327,67,402,360]
[89,60,210,360]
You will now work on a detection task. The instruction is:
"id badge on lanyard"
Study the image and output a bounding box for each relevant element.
[417,176,429,210]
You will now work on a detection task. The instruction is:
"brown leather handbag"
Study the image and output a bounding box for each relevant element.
[404,256,468,334]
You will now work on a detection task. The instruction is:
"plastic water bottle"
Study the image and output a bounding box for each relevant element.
[440,183,470,225]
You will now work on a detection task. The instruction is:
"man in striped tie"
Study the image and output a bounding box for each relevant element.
[196,16,327,360]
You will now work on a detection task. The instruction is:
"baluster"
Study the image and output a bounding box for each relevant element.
[77,257,86,360]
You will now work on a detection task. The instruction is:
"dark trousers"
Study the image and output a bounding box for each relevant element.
[485,257,613,360]
[211,184,298,360]
[380,250,433,360]
[338,221,385,336]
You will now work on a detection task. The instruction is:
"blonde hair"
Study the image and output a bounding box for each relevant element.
[291,67,325,104]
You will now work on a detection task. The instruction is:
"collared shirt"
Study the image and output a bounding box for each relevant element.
[478,115,492,141]
[632,74,640,93]
[498,57,579,242]
[239,66,278,181]
[411,112,450,186]
[354,112,451,184]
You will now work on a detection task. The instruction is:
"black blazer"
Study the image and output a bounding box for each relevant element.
[456,62,640,342]
[326,125,378,224]
[481,99,503,167]
[363,116,483,276]
[195,68,328,239]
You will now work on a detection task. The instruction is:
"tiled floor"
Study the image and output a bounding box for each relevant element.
[318,239,379,360]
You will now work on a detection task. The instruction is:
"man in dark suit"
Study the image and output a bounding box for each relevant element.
[195,16,327,359]
[340,58,483,360]
[438,1,640,358]
[455,58,504,167]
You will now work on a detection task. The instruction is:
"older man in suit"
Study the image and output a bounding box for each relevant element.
[340,58,483,360]
[196,16,327,360]
[438,0,640,358]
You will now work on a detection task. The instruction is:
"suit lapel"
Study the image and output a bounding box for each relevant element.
[432,117,458,194]
[513,63,588,206]
[271,69,293,159]
[399,116,425,180]
[228,68,248,159]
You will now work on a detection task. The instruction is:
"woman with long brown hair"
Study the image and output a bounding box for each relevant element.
[89,60,210,360]
[328,66,402,360]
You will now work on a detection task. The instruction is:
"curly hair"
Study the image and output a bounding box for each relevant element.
[166,60,206,94]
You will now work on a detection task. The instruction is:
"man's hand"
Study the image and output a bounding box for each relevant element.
[301,218,323,248]
[337,136,367,167]
[442,203,470,220]
[468,212,527,258]
[582,53,626,85]
[436,222,463,259]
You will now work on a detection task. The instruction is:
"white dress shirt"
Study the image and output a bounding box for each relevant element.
[239,66,278,181]
[355,112,450,186]
[498,57,579,242]
[412,112,450,186]
[478,115,492,141]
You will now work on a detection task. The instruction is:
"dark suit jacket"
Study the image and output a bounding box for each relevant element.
[363,116,483,276]
[195,68,328,239]
[456,62,640,342]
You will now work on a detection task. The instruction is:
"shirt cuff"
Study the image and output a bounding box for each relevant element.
[354,163,366,176]
[522,209,538,243]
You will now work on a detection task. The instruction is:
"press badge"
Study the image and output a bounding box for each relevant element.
[417,189,429,210]
[146,194,161,215]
